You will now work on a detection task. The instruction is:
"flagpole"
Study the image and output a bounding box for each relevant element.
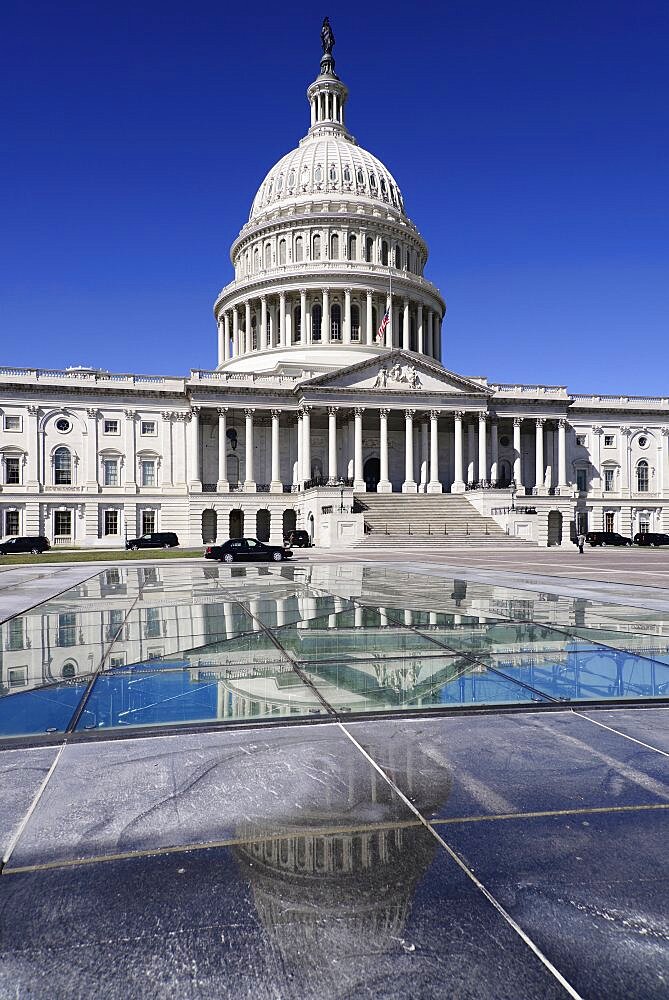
[388,262,392,351]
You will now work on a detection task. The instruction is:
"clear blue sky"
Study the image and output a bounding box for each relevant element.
[2,0,667,393]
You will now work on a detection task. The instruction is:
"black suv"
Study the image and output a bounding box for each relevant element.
[126,531,179,550]
[284,530,311,548]
[585,531,632,547]
[634,532,669,547]
[205,538,292,563]
[0,535,50,555]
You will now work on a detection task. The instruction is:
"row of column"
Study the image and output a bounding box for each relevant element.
[216,292,442,364]
[193,407,569,494]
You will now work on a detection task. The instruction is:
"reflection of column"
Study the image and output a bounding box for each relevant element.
[378,408,391,492]
[478,414,488,483]
[124,409,137,489]
[366,290,373,345]
[217,407,229,492]
[453,410,465,492]
[513,417,523,488]
[403,409,417,493]
[558,418,567,489]
[490,419,499,484]
[354,407,365,490]
[188,406,201,488]
[303,406,311,483]
[467,421,476,484]
[535,418,545,493]
[428,409,442,492]
[420,418,429,492]
[260,296,268,351]
[328,406,338,482]
[270,409,282,491]
[244,408,256,491]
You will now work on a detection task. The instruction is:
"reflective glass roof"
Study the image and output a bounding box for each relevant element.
[2,563,669,741]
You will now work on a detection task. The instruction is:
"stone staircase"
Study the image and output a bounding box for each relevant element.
[351,493,535,548]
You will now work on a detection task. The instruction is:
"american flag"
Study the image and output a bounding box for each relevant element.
[376,309,389,344]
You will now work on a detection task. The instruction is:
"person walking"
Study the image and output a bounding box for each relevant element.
[577,532,585,554]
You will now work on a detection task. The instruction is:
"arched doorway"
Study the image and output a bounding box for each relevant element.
[363,457,380,492]
[256,509,270,542]
[498,460,512,487]
[202,509,217,543]
[547,510,562,546]
[283,509,296,536]
[229,509,244,539]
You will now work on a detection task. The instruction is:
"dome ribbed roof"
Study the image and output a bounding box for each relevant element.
[249,133,406,223]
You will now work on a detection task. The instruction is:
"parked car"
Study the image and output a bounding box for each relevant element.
[126,531,179,550]
[284,529,311,548]
[205,538,292,563]
[586,531,632,547]
[0,535,50,555]
[634,532,669,547]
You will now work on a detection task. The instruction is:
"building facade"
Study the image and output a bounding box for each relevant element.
[1,29,667,549]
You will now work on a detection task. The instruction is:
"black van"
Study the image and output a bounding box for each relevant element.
[0,535,50,555]
[126,532,179,550]
[585,531,632,547]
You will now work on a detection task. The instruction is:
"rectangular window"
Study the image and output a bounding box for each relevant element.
[140,420,156,436]
[7,618,24,651]
[140,460,155,487]
[141,567,159,586]
[145,607,162,639]
[54,510,71,537]
[8,666,28,687]
[576,469,587,492]
[605,512,615,532]
[604,435,615,447]
[141,510,156,534]
[107,608,124,640]
[3,415,21,432]
[108,653,126,668]
[639,518,650,535]
[5,457,20,485]
[604,469,614,492]
[576,434,587,447]
[105,568,121,586]
[5,510,19,535]
[104,510,119,536]
[103,459,118,486]
[103,419,119,434]
[57,612,77,647]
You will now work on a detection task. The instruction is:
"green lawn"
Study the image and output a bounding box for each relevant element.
[0,547,205,566]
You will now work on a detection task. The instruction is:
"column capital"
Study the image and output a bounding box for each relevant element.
[478,412,488,424]
[354,406,365,417]
[124,408,137,420]
[513,416,523,427]
[217,406,228,416]
[430,408,441,420]
[327,405,339,416]
[86,408,98,419]
[405,408,416,419]
[270,408,281,419]
[191,405,201,416]
[161,410,175,421]
[299,288,307,295]
[453,409,465,420]
[27,404,39,416]
[558,417,567,429]
[244,407,255,418]
[379,407,390,418]
[536,417,546,427]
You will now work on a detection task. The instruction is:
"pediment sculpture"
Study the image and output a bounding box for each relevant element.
[372,363,422,390]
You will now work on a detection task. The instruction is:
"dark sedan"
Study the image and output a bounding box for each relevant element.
[205,537,293,563]
[634,532,669,547]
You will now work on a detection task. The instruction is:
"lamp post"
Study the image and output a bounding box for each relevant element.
[339,477,345,513]
[510,479,517,511]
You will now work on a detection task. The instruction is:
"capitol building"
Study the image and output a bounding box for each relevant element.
[1,23,667,551]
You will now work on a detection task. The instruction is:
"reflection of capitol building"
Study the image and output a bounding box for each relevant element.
[1,21,668,551]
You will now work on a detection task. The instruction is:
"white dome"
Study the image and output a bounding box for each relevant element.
[249,133,406,223]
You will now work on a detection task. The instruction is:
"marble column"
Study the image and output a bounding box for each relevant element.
[260,297,268,351]
[217,316,225,366]
[328,406,338,483]
[513,417,523,489]
[467,421,476,485]
[558,418,568,489]
[245,301,251,355]
[403,298,409,351]
[232,307,239,357]
[322,288,330,345]
[223,312,231,361]
[302,405,311,483]
[403,409,417,493]
[124,409,137,490]
[366,290,373,346]
[279,291,286,347]
[354,407,365,490]
[294,411,303,485]
[535,418,545,493]
[490,420,499,484]
[378,408,391,492]
[344,288,351,345]
[85,408,98,489]
[300,289,307,345]
[478,414,488,484]
[452,410,465,493]
[420,419,429,492]
[347,416,354,479]
[270,409,282,492]
[244,408,256,492]
[217,407,229,492]
[417,304,424,353]
[426,311,433,357]
[428,409,442,492]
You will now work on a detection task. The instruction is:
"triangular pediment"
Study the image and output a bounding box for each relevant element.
[299,351,492,395]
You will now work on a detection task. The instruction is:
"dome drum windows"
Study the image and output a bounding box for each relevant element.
[312,234,322,261]
[311,304,322,343]
[351,304,361,342]
[294,235,304,262]
[278,239,287,266]
[330,233,339,259]
[330,304,342,342]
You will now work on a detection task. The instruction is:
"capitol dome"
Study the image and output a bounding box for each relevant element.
[212,22,445,375]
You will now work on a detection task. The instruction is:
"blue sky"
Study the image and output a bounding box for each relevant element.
[1,0,667,393]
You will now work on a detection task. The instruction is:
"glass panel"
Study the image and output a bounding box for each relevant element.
[0,681,87,737]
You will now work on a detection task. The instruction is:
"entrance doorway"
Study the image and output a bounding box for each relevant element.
[229,509,244,539]
[498,460,512,487]
[547,510,562,546]
[256,509,270,542]
[283,509,296,537]
[363,457,380,492]
[201,509,217,543]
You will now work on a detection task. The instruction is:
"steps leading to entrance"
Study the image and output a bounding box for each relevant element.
[352,493,535,548]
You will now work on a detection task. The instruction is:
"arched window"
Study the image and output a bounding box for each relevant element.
[394,244,401,268]
[329,163,337,183]
[312,234,321,260]
[312,304,322,342]
[54,447,72,485]
[369,173,377,190]
[637,460,649,492]
[365,237,374,263]
[330,233,339,259]
[278,239,286,266]
[356,168,364,186]
[348,234,357,260]
[351,304,360,342]
[331,304,342,342]
[251,315,257,351]
[62,662,76,679]
[295,235,304,262]
[381,241,389,266]
[380,177,387,199]
[253,246,259,272]
[293,306,302,343]
[264,243,271,269]
[343,165,351,184]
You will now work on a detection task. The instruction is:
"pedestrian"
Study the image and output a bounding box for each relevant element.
[577,532,585,554]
